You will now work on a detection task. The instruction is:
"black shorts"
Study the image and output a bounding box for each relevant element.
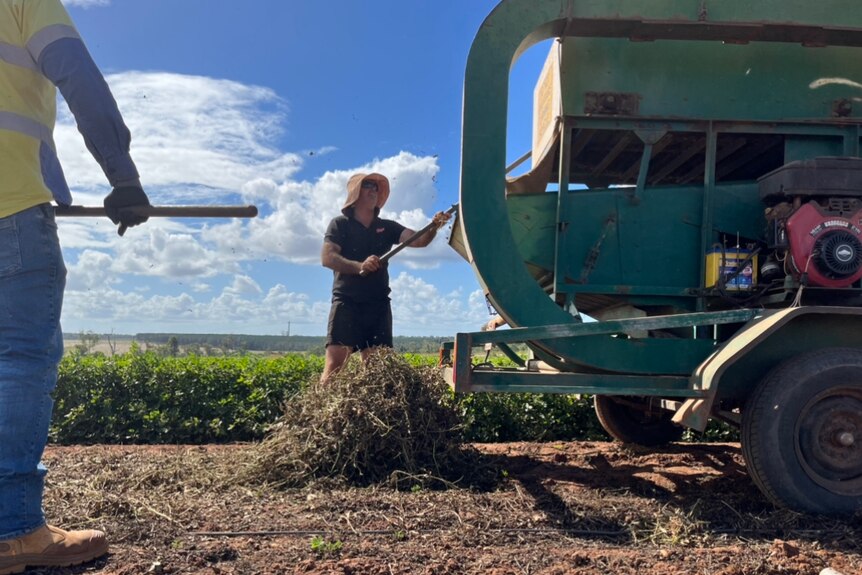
[326,298,393,351]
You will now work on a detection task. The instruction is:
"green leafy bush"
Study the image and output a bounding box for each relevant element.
[52,351,322,444]
[457,393,609,442]
[402,353,609,442]
[51,350,738,445]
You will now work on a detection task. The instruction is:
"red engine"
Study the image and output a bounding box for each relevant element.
[759,158,862,290]
[784,202,862,287]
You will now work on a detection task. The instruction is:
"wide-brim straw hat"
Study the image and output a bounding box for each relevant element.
[342,173,390,215]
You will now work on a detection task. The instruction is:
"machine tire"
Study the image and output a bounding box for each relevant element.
[741,348,862,515]
[593,395,684,447]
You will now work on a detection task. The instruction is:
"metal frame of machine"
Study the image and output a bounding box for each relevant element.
[443,0,862,514]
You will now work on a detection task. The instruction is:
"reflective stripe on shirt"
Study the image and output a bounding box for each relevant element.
[0,41,37,72]
[0,110,71,206]
[25,24,79,62]
[0,111,54,148]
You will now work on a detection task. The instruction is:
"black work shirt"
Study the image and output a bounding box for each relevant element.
[324,213,406,303]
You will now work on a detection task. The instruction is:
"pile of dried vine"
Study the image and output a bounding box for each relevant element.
[245,349,493,489]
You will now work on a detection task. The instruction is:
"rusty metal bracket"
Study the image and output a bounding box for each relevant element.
[833,98,853,118]
[584,92,641,116]
[579,215,617,284]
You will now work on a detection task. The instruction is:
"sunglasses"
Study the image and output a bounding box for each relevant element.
[360,181,379,190]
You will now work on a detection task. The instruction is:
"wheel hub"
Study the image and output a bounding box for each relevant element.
[837,431,856,447]
[796,390,862,496]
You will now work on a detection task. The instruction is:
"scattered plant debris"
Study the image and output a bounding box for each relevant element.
[244,348,496,489]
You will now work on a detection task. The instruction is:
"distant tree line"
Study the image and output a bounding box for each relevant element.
[133,333,451,354]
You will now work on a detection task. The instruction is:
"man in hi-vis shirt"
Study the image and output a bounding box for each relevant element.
[0,1,150,571]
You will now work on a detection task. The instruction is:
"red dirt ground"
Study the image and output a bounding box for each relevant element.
[34,441,862,575]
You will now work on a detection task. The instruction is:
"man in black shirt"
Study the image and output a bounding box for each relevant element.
[320,172,450,382]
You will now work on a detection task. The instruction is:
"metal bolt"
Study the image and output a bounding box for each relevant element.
[836,431,855,447]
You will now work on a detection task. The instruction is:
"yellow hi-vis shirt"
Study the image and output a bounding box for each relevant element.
[0,0,78,218]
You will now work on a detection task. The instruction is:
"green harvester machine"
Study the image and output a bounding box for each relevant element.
[441,0,862,514]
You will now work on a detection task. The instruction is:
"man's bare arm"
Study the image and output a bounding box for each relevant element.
[321,241,380,275]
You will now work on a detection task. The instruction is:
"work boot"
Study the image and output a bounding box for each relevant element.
[0,525,108,574]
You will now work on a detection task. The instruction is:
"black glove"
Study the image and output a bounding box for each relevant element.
[104,185,150,236]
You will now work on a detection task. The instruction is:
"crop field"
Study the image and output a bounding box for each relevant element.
[38,350,862,574]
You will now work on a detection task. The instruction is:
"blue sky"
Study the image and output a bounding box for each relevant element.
[57,0,552,336]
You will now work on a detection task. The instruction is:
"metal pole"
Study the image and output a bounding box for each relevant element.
[359,204,458,276]
[54,205,258,218]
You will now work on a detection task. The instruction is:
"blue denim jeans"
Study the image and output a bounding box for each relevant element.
[0,204,66,539]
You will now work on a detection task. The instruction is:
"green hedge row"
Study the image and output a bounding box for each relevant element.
[52,353,321,444]
[50,351,735,445]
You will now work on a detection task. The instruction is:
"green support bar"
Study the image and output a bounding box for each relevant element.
[553,126,574,302]
[467,309,759,346]
[465,370,697,397]
[494,342,526,366]
[697,126,718,313]
[845,125,861,156]
[443,309,761,393]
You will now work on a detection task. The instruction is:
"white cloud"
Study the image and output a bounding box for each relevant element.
[237,150,455,267]
[56,72,301,197]
[55,72,455,272]
[62,278,332,335]
[61,0,110,7]
[391,273,489,334]
[61,271,489,337]
[55,71,481,336]
[55,72,295,289]
[64,249,116,291]
[225,275,263,297]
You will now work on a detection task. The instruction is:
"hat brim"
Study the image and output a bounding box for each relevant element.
[342,173,390,215]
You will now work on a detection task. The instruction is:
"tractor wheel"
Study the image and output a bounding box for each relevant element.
[741,348,862,515]
[593,395,684,447]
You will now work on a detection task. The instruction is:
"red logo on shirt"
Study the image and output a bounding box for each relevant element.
[376,228,385,233]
